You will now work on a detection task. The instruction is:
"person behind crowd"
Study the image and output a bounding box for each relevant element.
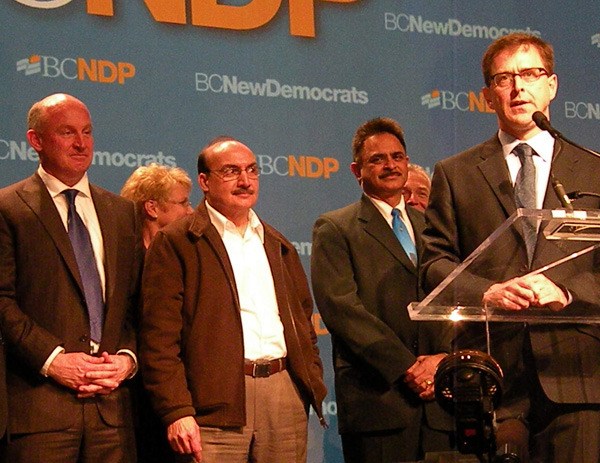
[0,93,142,462]
[402,163,432,212]
[121,163,194,249]
[139,136,327,463]
[120,163,194,463]
[311,117,453,463]
[421,33,600,462]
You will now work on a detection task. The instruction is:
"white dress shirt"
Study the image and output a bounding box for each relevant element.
[37,165,136,373]
[368,195,417,244]
[206,201,287,361]
[499,129,555,209]
[38,165,106,294]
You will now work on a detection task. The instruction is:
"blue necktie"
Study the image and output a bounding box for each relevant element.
[513,143,537,264]
[63,189,104,343]
[392,208,417,265]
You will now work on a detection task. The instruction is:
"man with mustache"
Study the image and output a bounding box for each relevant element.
[139,136,327,463]
[311,118,452,463]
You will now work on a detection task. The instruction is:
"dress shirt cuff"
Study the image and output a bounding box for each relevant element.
[555,283,573,306]
[41,346,66,377]
[117,349,138,379]
[566,289,573,306]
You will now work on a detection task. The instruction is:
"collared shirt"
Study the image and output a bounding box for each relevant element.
[205,201,287,361]
[498,130,573,304]
[499,129,555,209]
[37,165,106,296]
[37,165,136,374]
[368,195,417,244]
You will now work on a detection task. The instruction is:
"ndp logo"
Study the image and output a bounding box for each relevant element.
[16,54,135,85]
[421,89,493,114]
[14,0,358,38]
[564,101,600,121]
[257,154,339,179]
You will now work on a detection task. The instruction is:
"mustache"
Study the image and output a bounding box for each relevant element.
[233,186,255,195]
[379,169,402,179]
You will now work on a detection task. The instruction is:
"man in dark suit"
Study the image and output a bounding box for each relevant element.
[0,93,142,463]
[421,33,600,462]
[311,117,453,463]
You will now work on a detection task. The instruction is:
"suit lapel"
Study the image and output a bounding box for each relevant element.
[191,203,241,309]
[475,137,538,266]
[18,175,84,293]
[262,231,288,319]
[407,206,425,253]
[477,136,517,218]
[358,196,417,273]
[91,187,117,308]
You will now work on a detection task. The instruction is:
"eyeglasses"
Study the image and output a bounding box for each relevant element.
[490,67,548,88]
[208,164,260,181]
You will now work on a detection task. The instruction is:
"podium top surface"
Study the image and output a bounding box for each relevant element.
[411,209,600,324]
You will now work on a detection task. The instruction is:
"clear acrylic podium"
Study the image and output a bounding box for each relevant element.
[408,209,600,463]
[409,208,600,324]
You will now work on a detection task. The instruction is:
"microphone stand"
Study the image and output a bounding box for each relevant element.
[567,191,600,200]
[533,111,600,160]
[533,112,600,209]
[555,132,600,161]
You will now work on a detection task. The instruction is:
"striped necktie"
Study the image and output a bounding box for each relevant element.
[513,143,537,264]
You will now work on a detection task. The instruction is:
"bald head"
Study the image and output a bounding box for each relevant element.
[26,93,94,186]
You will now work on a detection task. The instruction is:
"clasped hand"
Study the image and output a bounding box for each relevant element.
[483,274,568,311]
[404,353,447,401]
[47,351,134,398]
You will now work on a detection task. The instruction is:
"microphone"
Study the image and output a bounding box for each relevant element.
[550,173,574,212]
[532,111,562,139]
[533,111,600,160]
[532,112,600,211]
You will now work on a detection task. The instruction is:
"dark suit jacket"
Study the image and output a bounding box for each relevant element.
[311,195,452,434]
[421,135,600,414]
[0,173,142,435]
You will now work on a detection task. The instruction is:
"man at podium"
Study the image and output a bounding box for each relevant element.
[421,33,600,462]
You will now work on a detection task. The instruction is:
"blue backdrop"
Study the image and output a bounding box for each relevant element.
[2,1,599,461]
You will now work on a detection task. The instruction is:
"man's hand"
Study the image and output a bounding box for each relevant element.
[46,351,106,391]
[78,351,135,397]
[483,274,567,311]
[523,274,568,311]
[167,416,203,462]
[404,353,447,401]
